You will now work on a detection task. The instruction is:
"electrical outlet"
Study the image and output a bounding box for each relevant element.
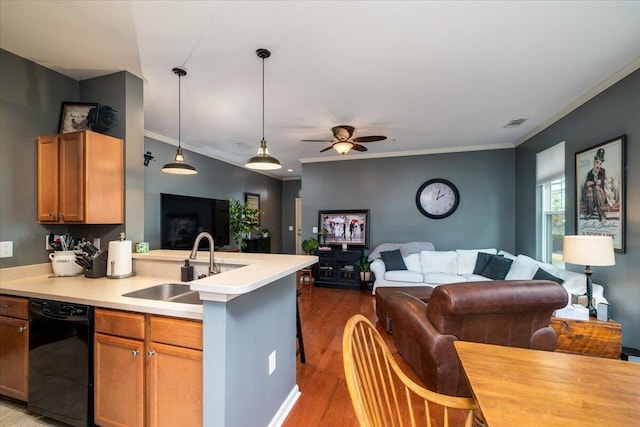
[268,350,276,375]
[288,225,293,231]
[93,238,101,250]
[312,226,318,233]
[0,241,13,258]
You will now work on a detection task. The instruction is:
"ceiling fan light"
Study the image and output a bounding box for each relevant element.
[334,141,354,155]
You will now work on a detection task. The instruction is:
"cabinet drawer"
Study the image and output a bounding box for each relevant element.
[550,317,622,359]
[95,308,145,339]
[0,296,28,320]
[149,316,203,350]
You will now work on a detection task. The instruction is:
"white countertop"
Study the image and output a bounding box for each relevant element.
[0,251,318,319]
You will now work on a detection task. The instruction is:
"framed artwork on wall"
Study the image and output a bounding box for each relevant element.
[58,102,99,133]
[318,209,370,248]
[575,134,626,252]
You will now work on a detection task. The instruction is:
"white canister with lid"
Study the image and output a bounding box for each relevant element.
[49,251,83,276]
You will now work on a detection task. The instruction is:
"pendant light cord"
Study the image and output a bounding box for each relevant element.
[178,73,182,149]
[262,55,265,141]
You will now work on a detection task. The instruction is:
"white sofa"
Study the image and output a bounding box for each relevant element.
[370,246,607,308]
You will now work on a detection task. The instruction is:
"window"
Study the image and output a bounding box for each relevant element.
[536,142,565,267]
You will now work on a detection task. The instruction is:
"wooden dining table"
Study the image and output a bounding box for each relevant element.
[454,341,640,426]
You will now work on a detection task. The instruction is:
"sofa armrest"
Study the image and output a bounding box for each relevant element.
[385,292,464,396]
[370,259,386,279]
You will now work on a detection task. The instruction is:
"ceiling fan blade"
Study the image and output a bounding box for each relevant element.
[301,139,333,142]
[351,144,368,152]
[352,135,387,143]
[319,146,334,153]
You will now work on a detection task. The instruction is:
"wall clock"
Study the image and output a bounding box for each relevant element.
[415,178,460,219]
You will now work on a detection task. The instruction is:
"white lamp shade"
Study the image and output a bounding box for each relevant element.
[563,235,615,266]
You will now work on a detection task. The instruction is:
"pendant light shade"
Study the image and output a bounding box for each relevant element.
[245,48,282,170]
[162,67,197,175]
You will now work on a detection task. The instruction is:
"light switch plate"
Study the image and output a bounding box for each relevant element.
[0,241,13,258]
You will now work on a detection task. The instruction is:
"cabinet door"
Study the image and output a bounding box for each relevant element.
[58,132,85,222]
[94,333,144,427]
[147,342,202,427]
[0,316,28,401]
[37,135,60,222]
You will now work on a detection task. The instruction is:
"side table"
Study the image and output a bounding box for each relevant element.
[550,316,622,359]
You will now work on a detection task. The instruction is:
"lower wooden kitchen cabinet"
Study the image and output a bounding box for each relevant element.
[94,308,203,427]
[0,295,29,401]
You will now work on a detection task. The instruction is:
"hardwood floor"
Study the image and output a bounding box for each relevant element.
[285,285,425,427]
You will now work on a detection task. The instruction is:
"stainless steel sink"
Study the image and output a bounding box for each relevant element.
[168,291,201,305]
[122,283,202,305]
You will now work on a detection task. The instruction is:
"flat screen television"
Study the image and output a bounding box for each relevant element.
[160,193,229,250]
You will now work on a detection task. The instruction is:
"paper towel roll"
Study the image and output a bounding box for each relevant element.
[107,240,133,277]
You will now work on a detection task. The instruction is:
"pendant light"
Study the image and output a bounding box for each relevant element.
[162,67,198,175]
[245,48,282,170]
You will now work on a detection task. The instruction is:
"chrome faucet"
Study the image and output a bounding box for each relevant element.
[189,232,218,276]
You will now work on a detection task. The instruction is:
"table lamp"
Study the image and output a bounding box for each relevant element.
[563,235,615,317]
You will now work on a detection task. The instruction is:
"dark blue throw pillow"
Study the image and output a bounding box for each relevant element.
[481,255,513,280]
[380,249,407,271]
[533,267,565,284]
[473,252,498,275]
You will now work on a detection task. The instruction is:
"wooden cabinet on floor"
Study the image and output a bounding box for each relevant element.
[0,295,29,401]
[37,130,124,224]
[94,309,202,427]
[550,316,622,359]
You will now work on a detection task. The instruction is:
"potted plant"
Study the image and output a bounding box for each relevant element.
[356,254,372,283]
[229,199,262,250]
[261,228,270,238]
[301,237,319,255]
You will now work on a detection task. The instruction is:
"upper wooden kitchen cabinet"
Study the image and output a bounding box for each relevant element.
[37,130,124,224]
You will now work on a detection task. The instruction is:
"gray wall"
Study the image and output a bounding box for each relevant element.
[301,149,515,253]
[144,138,283,252]
[0,49,123,267]
[515,69,640,349]
[281,180,301,254]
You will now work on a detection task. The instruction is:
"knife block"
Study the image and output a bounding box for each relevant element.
[85,251,108,279]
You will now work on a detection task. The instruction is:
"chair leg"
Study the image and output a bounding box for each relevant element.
[296,290,306,363]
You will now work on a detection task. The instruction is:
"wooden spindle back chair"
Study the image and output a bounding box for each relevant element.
[343,314,479,427]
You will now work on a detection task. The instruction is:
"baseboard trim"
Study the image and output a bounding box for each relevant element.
[267,384,301,427]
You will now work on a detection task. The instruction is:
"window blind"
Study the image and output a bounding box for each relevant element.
[536,141,565,184]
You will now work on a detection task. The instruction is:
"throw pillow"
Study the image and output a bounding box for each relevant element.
[473,252,499,275]
[481,255,513,280]
[504,254,539,280]
[533,267,565,284]
[420,250,458,274]
[456,248,498,275]
[380,249,407,271]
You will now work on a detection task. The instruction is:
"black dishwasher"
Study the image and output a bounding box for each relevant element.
[28,298,95,427]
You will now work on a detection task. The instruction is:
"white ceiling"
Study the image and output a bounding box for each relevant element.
[2,1,640,178]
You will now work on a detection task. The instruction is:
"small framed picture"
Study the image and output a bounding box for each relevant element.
[58,102,99,133]
[575,135,627,252]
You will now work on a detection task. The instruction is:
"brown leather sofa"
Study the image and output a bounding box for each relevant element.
[384,280,568,397]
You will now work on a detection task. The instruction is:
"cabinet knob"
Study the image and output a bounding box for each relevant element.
[147,350,156,357]
[18,326,27,333]
[58,212,63,219]
[131,350,139,357]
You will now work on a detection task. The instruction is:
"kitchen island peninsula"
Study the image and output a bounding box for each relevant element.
[0,250,317,427]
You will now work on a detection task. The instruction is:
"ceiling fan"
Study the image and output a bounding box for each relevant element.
[301,125,387,155]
